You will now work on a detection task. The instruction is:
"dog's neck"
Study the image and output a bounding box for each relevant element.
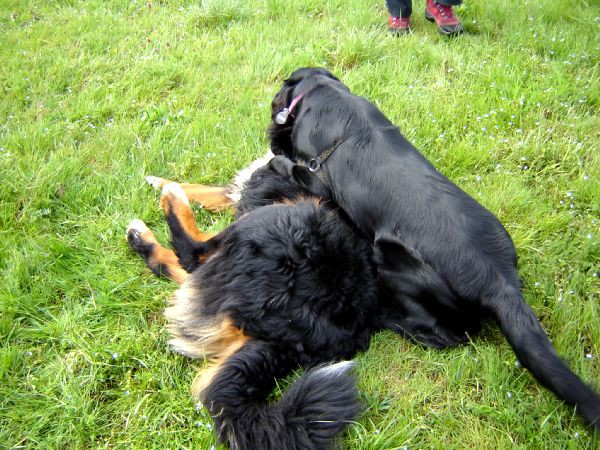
[295,139,344,184]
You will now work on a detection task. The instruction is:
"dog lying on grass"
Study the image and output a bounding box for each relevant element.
[265,67,600,429]
[127,67,598,448]
[127,163,379,450]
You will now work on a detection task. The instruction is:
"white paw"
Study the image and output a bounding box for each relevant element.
[161,182,189,205]
[145,176,164,189]
[126,219,148,240]
[127,218,149,232]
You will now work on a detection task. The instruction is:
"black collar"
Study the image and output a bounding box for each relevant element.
[296,139,344,183]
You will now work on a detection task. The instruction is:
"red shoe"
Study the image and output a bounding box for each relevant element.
[425,0,464,35]
[388,16,410,35]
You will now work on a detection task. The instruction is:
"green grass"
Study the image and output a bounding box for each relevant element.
[1,0,598,448]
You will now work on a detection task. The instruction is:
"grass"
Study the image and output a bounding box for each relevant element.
[0,0,598,448]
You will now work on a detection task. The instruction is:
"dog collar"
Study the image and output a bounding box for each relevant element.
[297,139,344,183]
[275,93,305,125]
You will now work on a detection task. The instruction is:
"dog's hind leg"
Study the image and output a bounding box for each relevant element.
[160,183,219,272]
[177,184,236,211]
[126,219,189,283]
[146,176,235,212]
[145,151,276,212]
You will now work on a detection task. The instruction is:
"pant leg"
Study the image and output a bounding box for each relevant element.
[437,0,462,6]
[385,0,412,18]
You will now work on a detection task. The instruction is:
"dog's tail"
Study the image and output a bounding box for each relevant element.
[201,340,361,450]
[484,279,600,429]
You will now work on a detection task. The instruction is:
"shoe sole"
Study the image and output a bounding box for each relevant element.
[425,11,464,35]
[389,27,410,35]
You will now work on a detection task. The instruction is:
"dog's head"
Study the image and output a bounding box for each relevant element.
[268,67,349,160]
[267,68,384,200]
[269,68,339,120]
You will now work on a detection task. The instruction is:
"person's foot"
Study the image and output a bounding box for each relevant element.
[388,16,410,35]
[425,0,464,36]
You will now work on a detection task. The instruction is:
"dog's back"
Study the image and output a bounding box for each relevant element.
[268,67,600,428]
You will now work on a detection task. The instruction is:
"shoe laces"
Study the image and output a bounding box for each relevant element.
[391,16,409,26]
[433,2,456,20]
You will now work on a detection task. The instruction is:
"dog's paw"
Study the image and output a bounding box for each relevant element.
[145,176,165,190]
[127,218,149,234]
[126,219,152,253]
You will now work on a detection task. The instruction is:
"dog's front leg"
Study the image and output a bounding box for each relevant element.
[126,219,189,284]
[160,183,218,272]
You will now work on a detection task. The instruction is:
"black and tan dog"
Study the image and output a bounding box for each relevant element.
[266,67,600,429]
[127,164,379,449]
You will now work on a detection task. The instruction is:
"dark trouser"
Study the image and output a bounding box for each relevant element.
[386,0,462,18]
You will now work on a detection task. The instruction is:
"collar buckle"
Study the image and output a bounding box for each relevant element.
[308,159,321,172]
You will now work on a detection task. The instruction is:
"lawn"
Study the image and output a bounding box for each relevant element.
[0,0,598,448]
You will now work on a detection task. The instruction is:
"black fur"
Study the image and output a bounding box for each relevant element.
[190,196,377,449]
[147,166,378,449]
[267,67,600,429]
[188,198,377,364]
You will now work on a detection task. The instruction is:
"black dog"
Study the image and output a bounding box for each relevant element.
[267,67,600,428]
[127,166,378,449]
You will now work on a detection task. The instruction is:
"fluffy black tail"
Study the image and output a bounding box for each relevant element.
[202,340,362,450]
[484,280,600,429]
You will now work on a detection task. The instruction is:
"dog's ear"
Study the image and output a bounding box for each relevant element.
[268,155,332,199]
[291,165,332,199]
[290,78,353,164]
[373,233,424,272]
[268,155,295,178]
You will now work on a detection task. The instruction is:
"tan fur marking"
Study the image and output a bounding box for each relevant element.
[181,184,235,211]
[165,282,248,400]
[149,247,189,284]
[279,195,321,207]
[165,284,202,356]
[190,324,249,400]
[160,184,216,242]
[127,220,188,284]
[166,282,250,400]
[131,220,160,244]
[148,177,234,212]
